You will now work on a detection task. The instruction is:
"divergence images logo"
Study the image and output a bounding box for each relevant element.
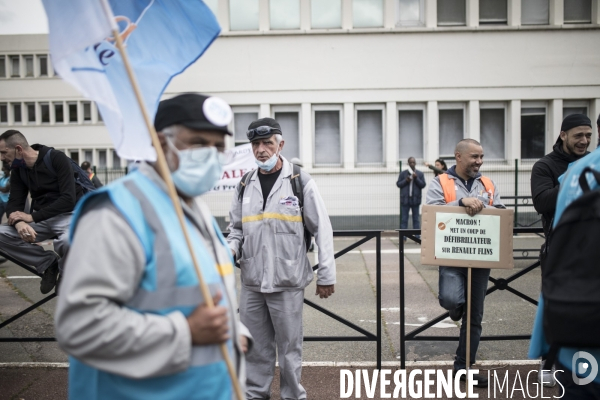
[572,351,598,385]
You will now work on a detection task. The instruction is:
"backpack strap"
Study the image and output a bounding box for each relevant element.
[42,149,56,175]
[479,175,495,206]
[438,173,456,204]
[543,344,560,371]
[579,167,600,193]
[237,169,256,203]
[290,162,312,252]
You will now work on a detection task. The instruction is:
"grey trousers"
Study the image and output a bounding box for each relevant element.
[240,288,306,400]
[0,213,72,274]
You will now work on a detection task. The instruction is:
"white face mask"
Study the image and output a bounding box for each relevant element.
[255,150,279,171]
[167,138,223,197]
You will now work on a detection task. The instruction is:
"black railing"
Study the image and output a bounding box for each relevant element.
[397,227,544,369]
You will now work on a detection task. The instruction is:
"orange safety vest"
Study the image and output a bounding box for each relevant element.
[438,173,494,206]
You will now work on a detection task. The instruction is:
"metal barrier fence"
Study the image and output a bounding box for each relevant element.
[94,159,542,231]
[0,232,384,368]
[397,227,544,369]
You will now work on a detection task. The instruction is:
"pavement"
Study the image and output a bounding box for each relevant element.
[0,233,548,399]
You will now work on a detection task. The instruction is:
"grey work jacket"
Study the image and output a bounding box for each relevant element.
[227,157,336,292]
[426,172,505,209]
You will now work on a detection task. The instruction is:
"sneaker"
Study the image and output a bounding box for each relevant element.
[449,305,464,321]
[538,360,556,387]
[40,260,59,294]
[455,369,488,388]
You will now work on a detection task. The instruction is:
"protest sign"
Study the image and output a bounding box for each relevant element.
[212,143,256,192]
[421,205,514,269]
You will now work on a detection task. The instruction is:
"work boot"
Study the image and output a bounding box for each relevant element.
[40,260,59,294]
[449,305,464,322]
[538,360,556,387]
[455,369,488,388]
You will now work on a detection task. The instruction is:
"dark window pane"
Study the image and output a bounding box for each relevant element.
[439,109,464,156]
[0,56,5,78]
[314,110,341,165]
[437,0,466,25]
[0,104,7,123]
[41,103,50,123]
[83,102,91,121]
[70,151,79,164]
[113,150,121,168]
[27,103,35,122]
[479,0,507,24]
[98,150,107,168]
[521,114,546,159]
[24,56,33,77]
[13,104,22,123]
[480,109,505,159]
[39,56,48,76]
[398,110,423,159]
[10,56,20,77]
[54,103,64,123]
[563,107,587,119]
[69,103,78,123]
[274,112,300,159]
[356,109,383,164]
[234,112,258,146]
[522,0,549,25]
[564,0,591,23]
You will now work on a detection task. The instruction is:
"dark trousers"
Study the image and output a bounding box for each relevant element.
[400,204,420,230]
[438,266,490,370]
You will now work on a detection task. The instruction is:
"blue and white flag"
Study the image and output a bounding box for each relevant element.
[41,0,221,161]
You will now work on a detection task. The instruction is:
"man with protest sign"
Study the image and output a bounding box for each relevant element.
[426,139,505,388]
[55,94,251,399]
[227,117,336,400]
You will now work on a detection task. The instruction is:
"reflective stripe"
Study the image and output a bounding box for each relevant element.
[217,263,234,277]
[242,212,302,224]
[127,283,220,311]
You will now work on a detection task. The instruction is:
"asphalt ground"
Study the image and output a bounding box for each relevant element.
[0,233,546,399]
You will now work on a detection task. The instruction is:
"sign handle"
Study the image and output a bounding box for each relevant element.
[466,267,472,386]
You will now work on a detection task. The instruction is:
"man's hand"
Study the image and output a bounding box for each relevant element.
[461,198,484,217]
[405,176,412,182]
[8,211,33,225]
[187,292,230,346]
[15,221,37,243]
[412,173,417,179]
[315,284,335,299]
[240,335,249,353]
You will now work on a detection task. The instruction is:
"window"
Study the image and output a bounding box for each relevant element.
[26,103,35,123]
[521,107,546,159]
[480,106,505,159]
[96,103,103,122]
[229,0,259,30]
[113,150,121,168]
[353,0,384,28]
[38,55,48,76]
[70,151,79,164]
[270,0,300,29]
[398,108,424,159]
[40,103,50,123]
[83,150,93,164]
[356,106,384,165]
[273,110,300,159]
[0,104,7,124]
[522,0,549,25]
[204,0,218,16]
[54,102,64,123]
[24,55,33,77]
[83,102,92,122]
[396,0,424,26]
[10,56,20,77]
[68,102,78,123]
[13,104,22,123]
[439,107,464,157]
[311,0,342,29]
[314,107,342,166]
[563,101,588,119]
[437,0,466,26]
[479,0,507,24]
[232,109,258,146]
[98,150,107,168]
[564,0,592,23]
[0,56,5,78]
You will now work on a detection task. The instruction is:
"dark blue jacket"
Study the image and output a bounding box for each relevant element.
[396,169,426,206]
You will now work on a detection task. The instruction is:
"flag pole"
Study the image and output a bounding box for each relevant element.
[99,3,244,399]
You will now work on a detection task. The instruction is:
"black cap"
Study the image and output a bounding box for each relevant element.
[247,118,282,140]
[154,93,233,135]
[561,113,592,132]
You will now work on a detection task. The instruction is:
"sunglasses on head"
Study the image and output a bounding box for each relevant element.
[246,126,282,141]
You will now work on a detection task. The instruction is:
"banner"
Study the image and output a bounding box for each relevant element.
[41,0,221,161]
[212,143,256,192]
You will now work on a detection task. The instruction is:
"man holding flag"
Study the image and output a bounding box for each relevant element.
[56,94,251,399]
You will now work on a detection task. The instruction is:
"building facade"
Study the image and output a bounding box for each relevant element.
[1,0,599,229]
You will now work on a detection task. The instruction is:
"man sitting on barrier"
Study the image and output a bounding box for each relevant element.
[0,130,83,294]
[426,138,505,388]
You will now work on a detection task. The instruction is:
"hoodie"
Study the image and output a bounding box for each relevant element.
[6,144,84,223]
[530,136,589,236]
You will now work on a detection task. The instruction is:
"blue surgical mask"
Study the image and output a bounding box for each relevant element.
[11,149,26,169]
[170,144,223,198]
[255,151,279,171]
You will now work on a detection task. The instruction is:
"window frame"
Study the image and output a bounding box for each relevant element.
[0,56,6,79]
[354,103,385,167]
[479,101,507,161]
[397,103,426,162]
[312,104,344,168]
[563,100,589,118]
[12,102,22,124]
[272,104,302,160]
[395,0,425,27]
[438,102,466,158]
[10,55,21,78]
[230,106,260,147]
